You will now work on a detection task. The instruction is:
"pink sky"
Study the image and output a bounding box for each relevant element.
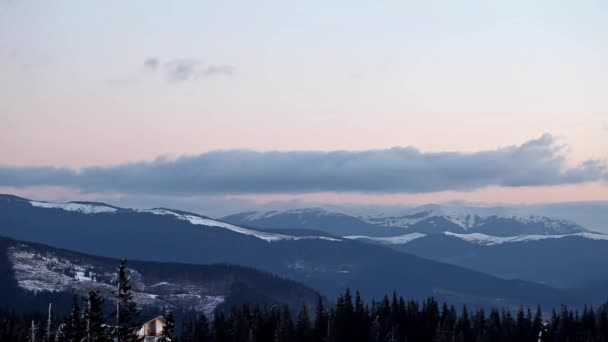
[1,1,607,205]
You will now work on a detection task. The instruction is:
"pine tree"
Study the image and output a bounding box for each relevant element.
[313,296,327,341]
[472,308,486,342]
[158,310,175,342]
[193,312,211,342]
[295,304,311,342]
[63,294,85,342]
[515,306,532,342]
[114,258,140,342]
[275,305,294,342]
[453,305,472,342]
[581,305,597,341]
[214,312,229,342]
[84,291,109,342]
[433,303,453,342]
[598,305,608,342]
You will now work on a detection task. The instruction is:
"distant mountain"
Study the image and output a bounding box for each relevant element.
[0,194,581,308]
[224,204,608,291]
[222,208,406,236]
[346,232,608,291]
[0,236,321,315]
[360,204,589,236]
[224,204,589,237]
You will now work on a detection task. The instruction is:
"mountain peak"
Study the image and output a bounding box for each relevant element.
[0,194,30,202]
[226,204,589,237]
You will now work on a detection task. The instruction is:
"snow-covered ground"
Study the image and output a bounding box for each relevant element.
[443,231,608,246]
[342,231,608,246]
[228,204,588,236]
[28,199,341,243]
[344,233,427,244]
[29,201,117,214]
[357,204,585,233]
[8,244,226,314]
[138,208,342,242]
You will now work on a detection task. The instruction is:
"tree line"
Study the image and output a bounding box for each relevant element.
[1,259,607,341]
[180,289,608,342]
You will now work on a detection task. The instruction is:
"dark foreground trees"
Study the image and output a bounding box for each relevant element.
[2,279,608,341]
[178,291,608,342]
[0,258,142,342]
[114,258,141,342]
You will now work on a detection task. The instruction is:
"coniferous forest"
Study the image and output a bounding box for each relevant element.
[2,284,608,342]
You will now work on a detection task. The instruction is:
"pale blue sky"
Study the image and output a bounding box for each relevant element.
[0,0,607,206]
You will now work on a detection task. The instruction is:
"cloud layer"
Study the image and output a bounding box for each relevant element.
[1,135,606,195]
[143,58,235,82]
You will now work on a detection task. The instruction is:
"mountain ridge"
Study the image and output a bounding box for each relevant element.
[0,193,584,309]
[223,204,593,237]
[0,234,322,315]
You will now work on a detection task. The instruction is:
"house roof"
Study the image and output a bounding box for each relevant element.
[142,316,165,326]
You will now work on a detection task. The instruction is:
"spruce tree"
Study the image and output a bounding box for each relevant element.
[193,312,211,342]
[84,291,109,342]
[275,305,294,342]
[313,296,327,341]
[114,258,140,342]
[63,294,85,342]
[213,312,229,342]
[454,305,472,342]
[515,306,531,341]
[295,304,311,342]
[598,305,608,342]
[533,305,543,336]
[158,309,175,342]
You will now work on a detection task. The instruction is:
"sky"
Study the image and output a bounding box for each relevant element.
[0,0,607,216]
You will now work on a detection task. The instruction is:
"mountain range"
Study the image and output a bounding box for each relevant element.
[223,204,590,237]
[223,205,608,299]
[0,194,586,309]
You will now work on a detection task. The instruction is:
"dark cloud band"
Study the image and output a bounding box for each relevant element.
[0,134,605,195]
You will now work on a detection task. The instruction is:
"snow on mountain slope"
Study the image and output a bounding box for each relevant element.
[226,204,588,237]
[443,231,608,246]
[139,208,341,242]
[235,208,344,222]
[29,201,118,214]
[8,243,224,315]
[356,204,587,235]
[344,231,608,247]
[26,199,340,243]
[344,233,427,244]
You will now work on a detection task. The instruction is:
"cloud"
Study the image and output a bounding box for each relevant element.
[143,58,159,72]
[139,58,236,82]
[0,134,606,195]
[164,59,199,81]
[202,65,235,77]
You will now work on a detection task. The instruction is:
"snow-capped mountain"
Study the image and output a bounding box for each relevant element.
[1,194,580,308]
[345,231,608,247]
[358,204,588,236]
[24,197,340,243]
[223,204,591,237]
[223,204,608,290]
[222,207,400,237]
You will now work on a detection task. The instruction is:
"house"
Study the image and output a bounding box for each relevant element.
[137,316,165,342]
